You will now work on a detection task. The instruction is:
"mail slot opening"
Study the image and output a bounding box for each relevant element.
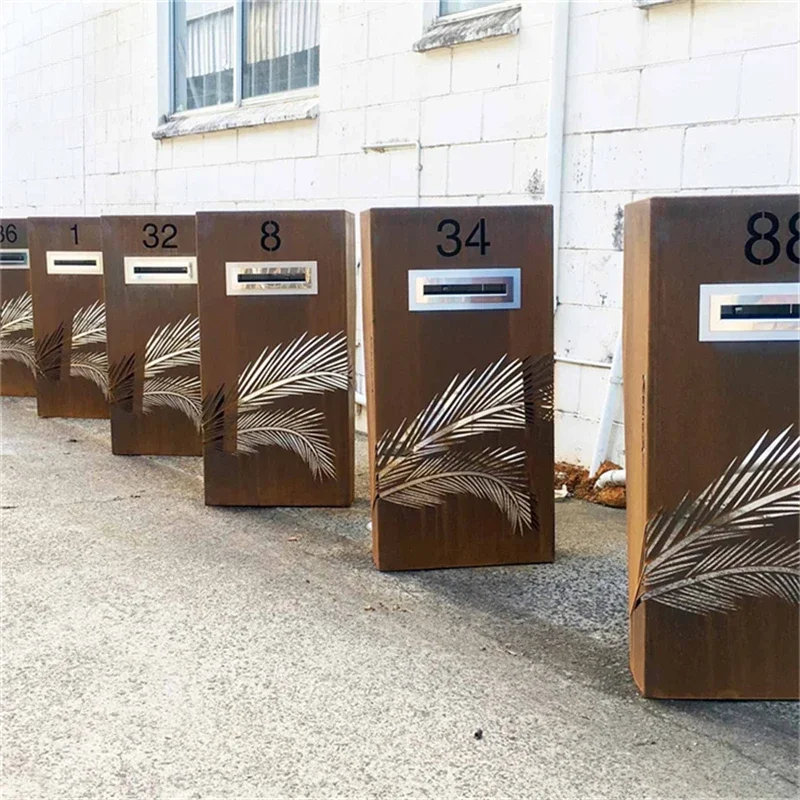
[54,258,97,267]
[423,282,508,296]
[133,265,189,275]
[720,303,799,320]
[0,252,27,265]
[238,272,307,283]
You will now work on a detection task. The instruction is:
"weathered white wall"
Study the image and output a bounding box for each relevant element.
[1,0,798,465]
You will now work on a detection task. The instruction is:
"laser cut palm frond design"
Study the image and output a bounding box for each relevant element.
[236,407,336,480]
[109,353,136,411]
[379,446,532,533]
[142,375,201,428]
[35,324,64,381]
[634,428,800,616]
[377,356,527,470]
[201,331,350,481]
[143,315,200,378]
[0,292,33,335]
[640,538,799,615]
[71,301,107,347]
[524,353,555,424]
[202,386,227,451]
[0,293,37,376]
[69,350,109,398]
[0,336,36,372]
[236,332,349,413]
[376,354,534,532]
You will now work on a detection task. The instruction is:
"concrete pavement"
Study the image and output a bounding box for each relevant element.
[1,396,797,799]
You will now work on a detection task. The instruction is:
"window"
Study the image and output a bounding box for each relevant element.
[439,0,499,15]
[172,0,320,113]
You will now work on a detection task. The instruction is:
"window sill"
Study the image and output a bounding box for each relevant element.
[413,4,521,53]
[152,94,319,140]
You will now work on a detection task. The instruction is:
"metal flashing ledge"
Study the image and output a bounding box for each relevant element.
[413,5,521,53]
[153,95,319,140]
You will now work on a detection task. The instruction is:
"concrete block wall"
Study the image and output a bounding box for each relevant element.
[1,0,798,466]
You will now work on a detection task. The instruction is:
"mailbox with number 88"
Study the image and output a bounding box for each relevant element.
[103,215,201,455]
[196,210,356,506]
[362,206,555,571]
[624,195,799,699]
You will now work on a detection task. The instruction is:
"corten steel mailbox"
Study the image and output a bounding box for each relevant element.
[196,210,355,506]
[28,217,109,419]
[361,206,555,571]
[103,215,201,456]
[0,218,36,396]
[624,195,800,699]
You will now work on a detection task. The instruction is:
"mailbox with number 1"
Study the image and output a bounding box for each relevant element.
[103,215,201,455]
[28,218,108,418]
[624,195,799,699]
[362,206,555,571]
[196,210,355,506]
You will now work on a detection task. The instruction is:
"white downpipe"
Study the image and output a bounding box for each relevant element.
[589,330,623,477]
[594,468,626,490]
[555,355,612,370]
[545,0,570,313]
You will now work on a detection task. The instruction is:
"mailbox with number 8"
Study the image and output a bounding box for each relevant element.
[624,195,799,699]
[0,218,36,397]
[196,210,355,506]
[103,215,201,455]
[362,206,554,571]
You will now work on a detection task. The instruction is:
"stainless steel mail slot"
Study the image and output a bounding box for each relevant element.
[124,256,197,285]
[46,250,104,276]
[225,261,318,296]
[699,282,800,342]
[0,249,29,269]
[408,268,521,311]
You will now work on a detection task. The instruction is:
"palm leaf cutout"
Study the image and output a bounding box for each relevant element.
[35,324,64,380]
[377,355,526,473]
[0,292,33,335]
[69,350,109,398]
[0,336,36,373]
[108,354,136,411]
[633,427,800,615]
[142,375,201,428]
[202,386,227,450]
[524,353,554,424]
[639,538,799,615]
[235,407,336,480]
[143,315,200,379]
[378,446,532,533]
[71,301,106,347]
[236,331,349,414]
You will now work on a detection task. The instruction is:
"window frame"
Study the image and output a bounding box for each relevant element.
[435,0,518,22]
[164,0,320,120]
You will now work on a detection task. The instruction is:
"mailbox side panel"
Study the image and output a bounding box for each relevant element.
[363,206,554,571]
[28,218,109,419]
[633,195,799,699]
[622,199,653,695]
[0,218,37,396]
[103,215,201,456]
[197,210,355,506]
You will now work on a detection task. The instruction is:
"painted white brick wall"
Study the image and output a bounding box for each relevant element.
[1,0,798,466]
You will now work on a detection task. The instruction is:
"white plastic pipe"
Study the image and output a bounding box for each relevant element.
[545,0,570,313]
[589,330,623,477]
[594,468,626,490]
